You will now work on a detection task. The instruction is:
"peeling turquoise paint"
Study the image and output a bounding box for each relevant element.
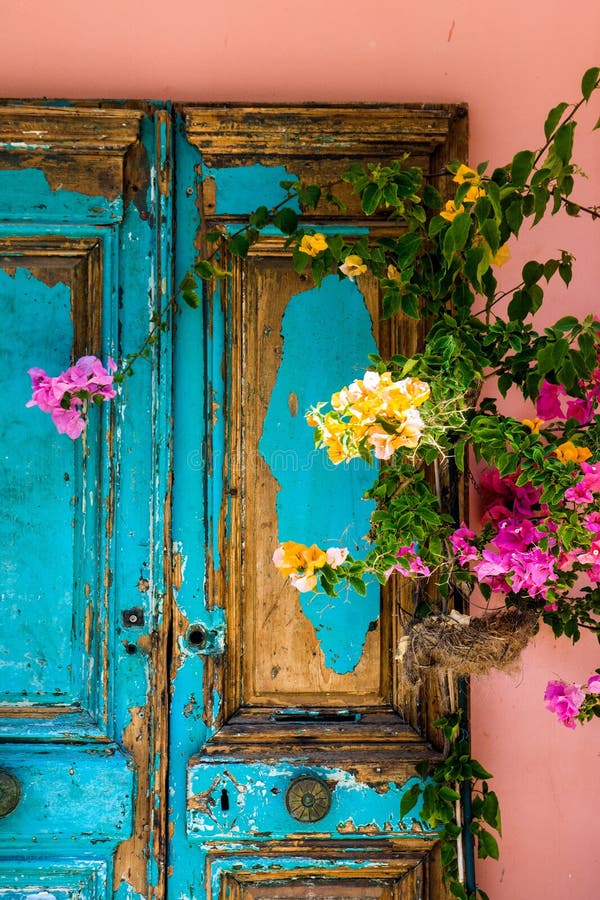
[0,860,108,900]
[0,107,167,895]
[0,169,122,222]
[188,761,433,841]
[206,163,301,215]
[0,269,75,702]
[0,746,133,848]
[259,280,380,673]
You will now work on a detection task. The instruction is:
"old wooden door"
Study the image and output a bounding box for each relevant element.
[0,102,466,899]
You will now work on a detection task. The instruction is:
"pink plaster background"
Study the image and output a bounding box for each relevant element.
[2,2,599,896]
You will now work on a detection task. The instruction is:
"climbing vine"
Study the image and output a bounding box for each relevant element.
[27,68,600,899]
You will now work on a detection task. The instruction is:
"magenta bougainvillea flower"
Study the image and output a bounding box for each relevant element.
[544,680,585,729]
[27,355,117,439]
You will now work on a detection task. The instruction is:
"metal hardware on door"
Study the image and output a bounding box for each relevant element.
[284,776,332,823]
[0,769,21,818]
[122,607,144,627]
[185,624,224,654]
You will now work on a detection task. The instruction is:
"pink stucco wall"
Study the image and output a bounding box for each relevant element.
[3,2,599,896]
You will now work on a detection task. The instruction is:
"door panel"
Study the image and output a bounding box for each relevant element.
[0,105,172,899]
[171,105,467,899]
[0,101,467,898]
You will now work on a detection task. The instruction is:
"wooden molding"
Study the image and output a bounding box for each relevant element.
[0,106,143,153]
[183,103,467,164]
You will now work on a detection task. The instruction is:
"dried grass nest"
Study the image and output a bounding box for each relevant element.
[398,607,539,684]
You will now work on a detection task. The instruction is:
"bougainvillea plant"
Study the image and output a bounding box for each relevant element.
[28,68,600,900]
[27,355,116,439]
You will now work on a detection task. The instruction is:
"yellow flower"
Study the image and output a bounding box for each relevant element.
[453,164,480,186]
[387,264,402,283]
[272,541,326,585]
[299,233,328,257]
[339,254,367,281]
[522,417,544,434]
[301,544,327,570]
[440,200,465,222]
[491,243,511,267]
[555,441,592,464]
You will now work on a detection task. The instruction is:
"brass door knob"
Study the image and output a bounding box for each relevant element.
[285,775,332,823]
[0,769,21,818]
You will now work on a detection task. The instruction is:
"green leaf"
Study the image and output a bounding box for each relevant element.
[361,183,383,215]
[229,232,252,257]
[293,249,311,274]
[507,289,531,321]
[553,121,575,164]
[505,198,523,236]
[179,271,197,292]
[297,184,321,208]
[182,290,200,309]
[450,884,468,900]
[454,440,466,472]
[273,207,299,235]
[480,219,500,256]
[248,205,270,228]
[450,211,472,253]
[400,783,421,819]
[194,260,214,280]
[582,67,600,102]
[348,576,367,596]
[544,101,569,140]
[559,260,573,286]
[481,791,502,834]
[443,227,456,265]
[401,293,420,319]
[476,828,500,860]
[522,260,544,286]
[439,785,461,802]
[395,231,422,266]
[205,231,222,243]
[429,215,447,237]
[511,149,535,188]
[544,258,559,281]
[422,183,443,209]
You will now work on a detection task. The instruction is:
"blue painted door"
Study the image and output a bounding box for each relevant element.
[0,102,465,899]
[0,104,173,898]
[168,105,466,900]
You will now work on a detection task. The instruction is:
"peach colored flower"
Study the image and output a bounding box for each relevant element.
[325,547,349,568]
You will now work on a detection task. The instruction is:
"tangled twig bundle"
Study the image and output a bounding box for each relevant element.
[398,607,539,684]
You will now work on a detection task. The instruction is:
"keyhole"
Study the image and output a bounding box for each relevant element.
[187,625,208,649]
[220,788,230,812]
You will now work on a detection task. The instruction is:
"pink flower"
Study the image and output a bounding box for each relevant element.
[386,543,431,579]
[577,538,600,567]
[536,381,565,419]
[565,396,593,424]
[564,482,594,505]
[494,517,543,551]
[580,461,600,492]
[586,674,600,693]
[544,679,585,728]
[584,511,600,533]
[27,356,117,439]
